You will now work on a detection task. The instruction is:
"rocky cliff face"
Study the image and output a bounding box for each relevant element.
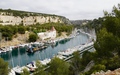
[0,15,63,25]
[0,9,71,25]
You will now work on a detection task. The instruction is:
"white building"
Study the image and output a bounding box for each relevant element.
[37,26,56,40]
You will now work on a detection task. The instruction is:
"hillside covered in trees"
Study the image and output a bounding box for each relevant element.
[0,22,73,41]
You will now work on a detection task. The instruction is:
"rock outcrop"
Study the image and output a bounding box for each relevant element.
[91,68,120,75]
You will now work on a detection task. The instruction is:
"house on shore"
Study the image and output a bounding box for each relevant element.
[37,26,56,40]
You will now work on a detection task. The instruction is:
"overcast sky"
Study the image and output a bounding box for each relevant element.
[0,0,119,20]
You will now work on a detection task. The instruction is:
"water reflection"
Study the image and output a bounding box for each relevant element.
[12,49,18,57]
[27,52,35,57]
[51,42,59,48]
[59,38,70,44]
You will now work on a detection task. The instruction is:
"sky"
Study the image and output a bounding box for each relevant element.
[0,0,119,20]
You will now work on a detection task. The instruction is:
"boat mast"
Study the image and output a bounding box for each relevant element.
[18,46,21,66]
[0,32,2,48]
[10,51,14,68]
[6,37,8,50]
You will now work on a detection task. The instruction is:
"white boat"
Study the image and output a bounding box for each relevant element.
[33,42,40,45]
[9,46,13,51]
[6,46,13,52]
[13,66,23,74]
[10,46,16,49]
[1,50,6,53]
[26,61,37,72]
[0,50,1,54]
[0,47,6,53]
[40,58,51,65]
[13,66,30,74]
[78,46,84,51]
[9,69,15,75]
[58,48,77,56]
[24,43,29,46]
[55,54,66,59]
[0,46,13,52]
[18,44,25,47]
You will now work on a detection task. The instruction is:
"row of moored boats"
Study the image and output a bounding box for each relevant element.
[9,30,92,75]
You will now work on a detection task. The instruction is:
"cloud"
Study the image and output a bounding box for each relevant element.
[0,0,119,20]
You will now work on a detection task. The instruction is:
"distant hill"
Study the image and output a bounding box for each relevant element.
[70,20,91,25]
[0,9,71,25]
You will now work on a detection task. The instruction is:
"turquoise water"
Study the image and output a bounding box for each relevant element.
[0,32,89,68]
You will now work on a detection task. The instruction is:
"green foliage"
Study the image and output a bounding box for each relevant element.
[12,26,18,34]
[106,55,120,70]
[69,51,82,75]
[90,4,120,74]
[0,25,14,40]
[87,64,106,75]
[0,25,18,40]
[18,26,25,34]
[0,58,9,75]
[21,68,30,75]
[104,17,120,36]
[0,23,73,41]
[92,64,106,72]
[103,6,120,38]
[34,70,47,75]
[27,22,73,35]
[48,57,70,75]
[28,33,38,42]
[33,60,48,75]
[94,28,119,58]
[81,51,94,68]
[82,17,104,32]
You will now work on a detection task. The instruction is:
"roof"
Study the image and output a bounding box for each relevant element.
[51,26,56,31]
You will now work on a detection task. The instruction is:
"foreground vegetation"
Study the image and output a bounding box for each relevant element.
[0,58,9,75]
[82,4,120,74]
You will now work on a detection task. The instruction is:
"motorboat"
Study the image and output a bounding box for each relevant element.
[13,66,30,74]
[26,45,48,53]
[13,66,23,74]
[58,48,77,57]
[40,58,51,65]
[0,47,7,53]
[9,69,15,75]
[26,61,37,72]
[55,54,66,59]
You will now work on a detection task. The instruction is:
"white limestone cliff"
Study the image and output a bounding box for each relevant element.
[0,13,63,25]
